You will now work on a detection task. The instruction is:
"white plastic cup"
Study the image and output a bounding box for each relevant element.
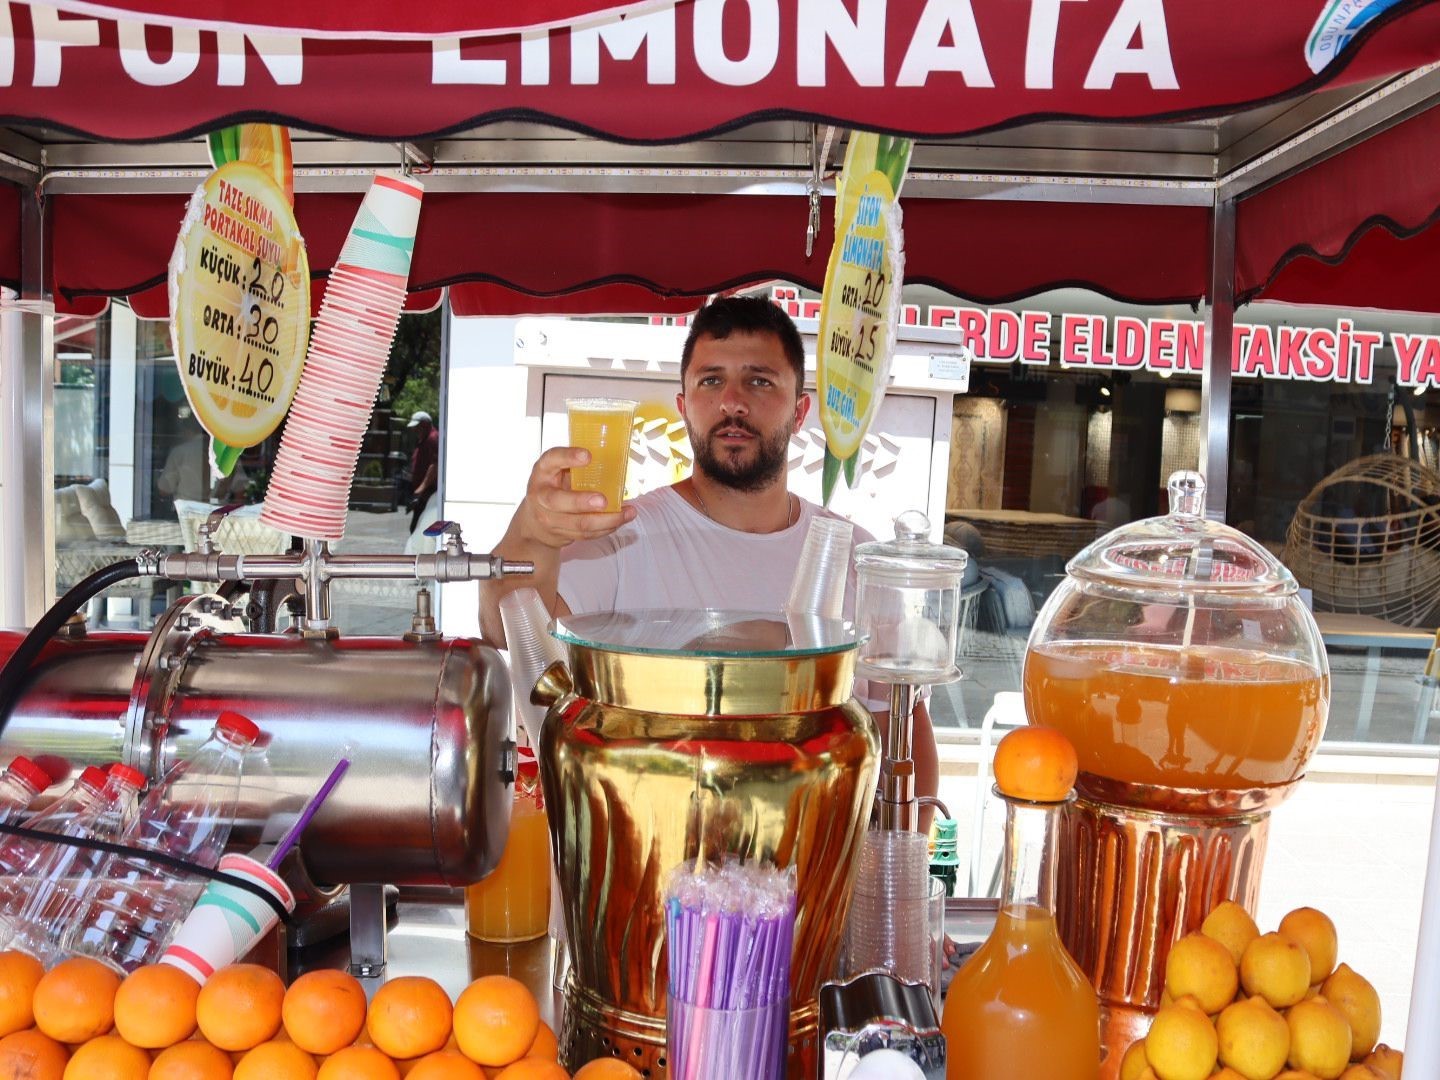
[499,588,566,748]
[159,853,295,984]
[785,517,855,621]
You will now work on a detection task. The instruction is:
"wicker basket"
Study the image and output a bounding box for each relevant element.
[1283,453,1440,627]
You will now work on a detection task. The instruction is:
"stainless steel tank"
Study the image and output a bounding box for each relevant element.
[0,595,514,887]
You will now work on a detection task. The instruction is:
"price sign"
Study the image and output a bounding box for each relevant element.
[816,131,910,503]
[170,160,309,461]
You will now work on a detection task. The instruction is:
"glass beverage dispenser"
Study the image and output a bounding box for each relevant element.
[1022,472,1329,1071]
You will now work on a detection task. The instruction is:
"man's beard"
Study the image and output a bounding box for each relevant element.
[690,417,793,493]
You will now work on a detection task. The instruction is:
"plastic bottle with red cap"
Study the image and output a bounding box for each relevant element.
[3,763,146,965]
[0,765,115,951]
[0,756,52,825]
[64,711,262,973]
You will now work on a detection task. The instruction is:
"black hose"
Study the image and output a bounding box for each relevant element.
[0,559,144,734]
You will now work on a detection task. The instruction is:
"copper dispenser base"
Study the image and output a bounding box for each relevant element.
[1057,774,1297,1080]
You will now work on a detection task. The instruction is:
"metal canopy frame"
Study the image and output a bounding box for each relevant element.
[6,62,1440,620]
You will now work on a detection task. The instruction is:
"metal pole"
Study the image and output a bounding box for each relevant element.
[878,681,920,832]
[1199,197,1236,523]
[0,184,52,628]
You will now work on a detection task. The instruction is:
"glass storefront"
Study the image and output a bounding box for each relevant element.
[45,303,442,634]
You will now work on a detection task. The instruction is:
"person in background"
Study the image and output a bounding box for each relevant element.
[478,296,940,818]
[157,431,248,504]
[407,410,440,532]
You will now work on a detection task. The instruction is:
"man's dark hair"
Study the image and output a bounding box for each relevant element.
[680,297,806,393]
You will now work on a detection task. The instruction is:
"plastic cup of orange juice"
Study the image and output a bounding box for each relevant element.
[566,398,636,512]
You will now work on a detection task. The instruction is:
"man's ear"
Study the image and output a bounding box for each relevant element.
[675,390,688,422]
[793,391,812,432]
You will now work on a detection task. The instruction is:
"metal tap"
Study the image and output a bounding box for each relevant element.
[147,519,533,635]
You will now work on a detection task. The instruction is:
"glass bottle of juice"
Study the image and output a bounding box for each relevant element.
[466,750,551,943]
[942,728,1100,1080]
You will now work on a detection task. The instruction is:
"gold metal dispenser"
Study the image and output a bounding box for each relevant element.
[533,610,880,1078]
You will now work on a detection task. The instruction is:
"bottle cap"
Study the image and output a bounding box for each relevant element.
[107,764,146,790]
[5,756,51,793]
[78,765,110,792]
[215,711,261,745]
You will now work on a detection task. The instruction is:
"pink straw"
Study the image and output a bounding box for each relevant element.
[686,912,719,1080]
[267,758,350,869]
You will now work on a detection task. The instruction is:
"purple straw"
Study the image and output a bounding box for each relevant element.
[267,758,350,869]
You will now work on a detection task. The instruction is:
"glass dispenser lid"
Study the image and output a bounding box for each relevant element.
[1068,471,1298,596]
[854,510,969,575]
[553,609,860,658]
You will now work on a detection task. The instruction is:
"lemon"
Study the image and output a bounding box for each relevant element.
[1321,964,1381,1059]
[1119,1040,1149,1080]
[1287,998,1353,1079]
[1145,1004,1218,1080]
[1338,1066,1388,1079]
[1166,932,1239,1014]
[1204,901,1261,966]
[1217,996,1290,1080]
[1363,1044,1403,1079]
[1275,1072,1323,1080]
[1280,909,1339,984]
[1241,933,1312,1009]
[171,160,310,453]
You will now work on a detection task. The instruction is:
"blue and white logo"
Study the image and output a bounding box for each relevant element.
[1306,0,1407,72]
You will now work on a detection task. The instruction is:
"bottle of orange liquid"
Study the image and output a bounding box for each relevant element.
[465,752,551,943]
[942,728,1100,1079]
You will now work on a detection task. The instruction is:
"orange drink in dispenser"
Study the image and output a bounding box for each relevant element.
[1024,642,1327,790]
[466,758,550,944]
[1022,472,1328,1076]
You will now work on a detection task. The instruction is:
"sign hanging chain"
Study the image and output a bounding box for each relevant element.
[805,124,838,259]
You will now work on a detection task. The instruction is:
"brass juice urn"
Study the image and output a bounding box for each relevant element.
[1023,471,1329,1075]
[532,609,881,1078]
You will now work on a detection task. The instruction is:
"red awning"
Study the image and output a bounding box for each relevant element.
[0,183,19,290]
[49,191,1211,315]
[38,0,649,39]
[1254,216,1440,314]
[4,1,1439,142]
[1238,97,1440,305]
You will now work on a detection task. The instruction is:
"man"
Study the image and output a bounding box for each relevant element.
[406,410,440,532]
[479,296,938,814]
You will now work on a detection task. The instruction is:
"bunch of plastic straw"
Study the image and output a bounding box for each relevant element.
[665,859,795,1080]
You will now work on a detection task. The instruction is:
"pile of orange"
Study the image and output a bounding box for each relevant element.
[0,953,645,1080]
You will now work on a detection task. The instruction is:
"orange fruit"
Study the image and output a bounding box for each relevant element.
[366,977,452,1060]
[525,1022,558,1061]
[404,1050,485,1079]
[113,963,201,1048]
[0,1028,68,1080]
[32,956,121,1043]
[196,964,285,1052]
[317,1045,400,1080]
[61,1033,149,1079]
[573,1061,643,1078]
[283,970,368,1055]
[237,124,295,205]
[149,1039,235,1080]
[0,952,43,1038]
[494,1060,567,1079]
[452,976,539,1068]
[992,726,1079,802]
[234,1040,316,1080]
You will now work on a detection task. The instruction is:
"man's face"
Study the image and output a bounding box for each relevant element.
[677,331,810,492]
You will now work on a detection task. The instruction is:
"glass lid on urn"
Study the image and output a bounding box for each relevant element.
[1023,471,1330,791]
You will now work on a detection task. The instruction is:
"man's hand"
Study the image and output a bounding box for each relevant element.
[515,447,635,549]
[478,447,635,647]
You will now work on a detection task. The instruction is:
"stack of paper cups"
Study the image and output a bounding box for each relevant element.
[261,173,424,541]
[160,853,296,985]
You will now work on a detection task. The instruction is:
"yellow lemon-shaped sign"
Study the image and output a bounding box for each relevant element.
[817,135,905,476]
[170,160,310,452]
